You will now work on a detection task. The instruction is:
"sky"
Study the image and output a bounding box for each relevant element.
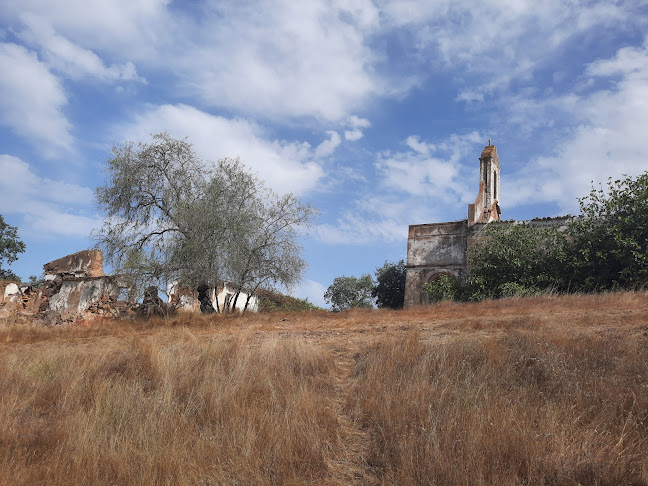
[1,0,648,307]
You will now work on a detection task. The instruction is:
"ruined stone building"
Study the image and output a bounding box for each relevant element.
[0,249,132,323]
[167,280,259,313]
[0,248,261,323]
[404,143,570,308]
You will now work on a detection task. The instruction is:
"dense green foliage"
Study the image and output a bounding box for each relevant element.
[423,274,462,302]
[256,288,323,312]
[0,214,25,281]
[424,172,648,302]
[324,274,375,311]
[567,173,648,291]
[465,223,568,300]
[372,260,406,309]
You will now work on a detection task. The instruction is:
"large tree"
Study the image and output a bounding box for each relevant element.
[94,133,317,310]
[0,214,26,281]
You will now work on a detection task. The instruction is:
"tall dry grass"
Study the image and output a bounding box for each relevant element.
[0,331,346,485]
[346,330,648,485]
[1,291,647,484]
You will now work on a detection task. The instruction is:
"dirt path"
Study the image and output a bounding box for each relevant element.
[327,339,378,485]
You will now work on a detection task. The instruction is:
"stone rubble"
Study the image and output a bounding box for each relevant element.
[0,249,135,324]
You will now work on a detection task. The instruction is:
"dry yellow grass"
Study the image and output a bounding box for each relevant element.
[1,291,647,485]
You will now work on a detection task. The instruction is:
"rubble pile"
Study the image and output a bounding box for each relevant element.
[0,249,135,324]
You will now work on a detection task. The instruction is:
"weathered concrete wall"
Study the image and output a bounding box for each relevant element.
[44,249,104,280]
[215,283,259,313]
[404,220,468,308]
[168,281,259,313]
[47,277,123,321]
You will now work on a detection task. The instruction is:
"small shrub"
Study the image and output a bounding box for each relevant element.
[498,282,540,298]
[256,288,323,312]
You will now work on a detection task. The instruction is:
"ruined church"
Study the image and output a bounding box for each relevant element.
[403,143,569,307]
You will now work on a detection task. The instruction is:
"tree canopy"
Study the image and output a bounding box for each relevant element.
[0,214,26,281]
[324,274,374,312]
[567,173,648,290]
[372,260,406,309]
[94,133,317,309]
[427,172,648,302]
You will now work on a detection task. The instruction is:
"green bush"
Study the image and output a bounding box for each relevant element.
[466,223,568,300]
[324,274,375,312]
[567,173,648,291]
[424,274,461,302]
[439,172,648,302]
[256,289,323,312]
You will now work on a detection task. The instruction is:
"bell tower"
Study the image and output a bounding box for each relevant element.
[468,141,501,226]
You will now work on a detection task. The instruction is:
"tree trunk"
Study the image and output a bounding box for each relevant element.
[243,293,252,312]
[231,290,241,312]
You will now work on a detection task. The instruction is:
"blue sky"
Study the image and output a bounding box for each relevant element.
[1,0,648,307]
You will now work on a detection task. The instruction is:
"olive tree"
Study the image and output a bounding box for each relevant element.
[94,133,317,310]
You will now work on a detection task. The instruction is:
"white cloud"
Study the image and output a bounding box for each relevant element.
[504,37,648,213]
[377,131,482,199]
[343,115,371,141]
[115,104,326,196]
[176,1,380,122]
[17,13,145,82]
[0,154,98,238]
[2,0,646,126]
[347,115,371,129]
[315,208,408,246]
[292,279,328,308]
[2,1,382,123]
[0,43,72,154]
[378,0,643,101]
[0,0,170,60]
[315,131,487,245]
[315,131,341,158]
[344,129,364,141]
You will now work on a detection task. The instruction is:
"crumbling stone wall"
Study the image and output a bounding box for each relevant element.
[403,142,571,308]
[404,221,469,308]
[0,249,135,324]
[43,249,104,279]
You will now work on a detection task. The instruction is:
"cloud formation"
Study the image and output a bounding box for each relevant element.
[0,43,72,154]
[114,104,328,196]
[17,14,145,82]
[505,37,648,213]
[0,155,97,238]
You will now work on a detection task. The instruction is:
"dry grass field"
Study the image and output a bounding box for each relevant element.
[1,292,647,485]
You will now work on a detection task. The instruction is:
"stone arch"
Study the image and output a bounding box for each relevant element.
[419,270,459,305]
[426,271,455,284]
